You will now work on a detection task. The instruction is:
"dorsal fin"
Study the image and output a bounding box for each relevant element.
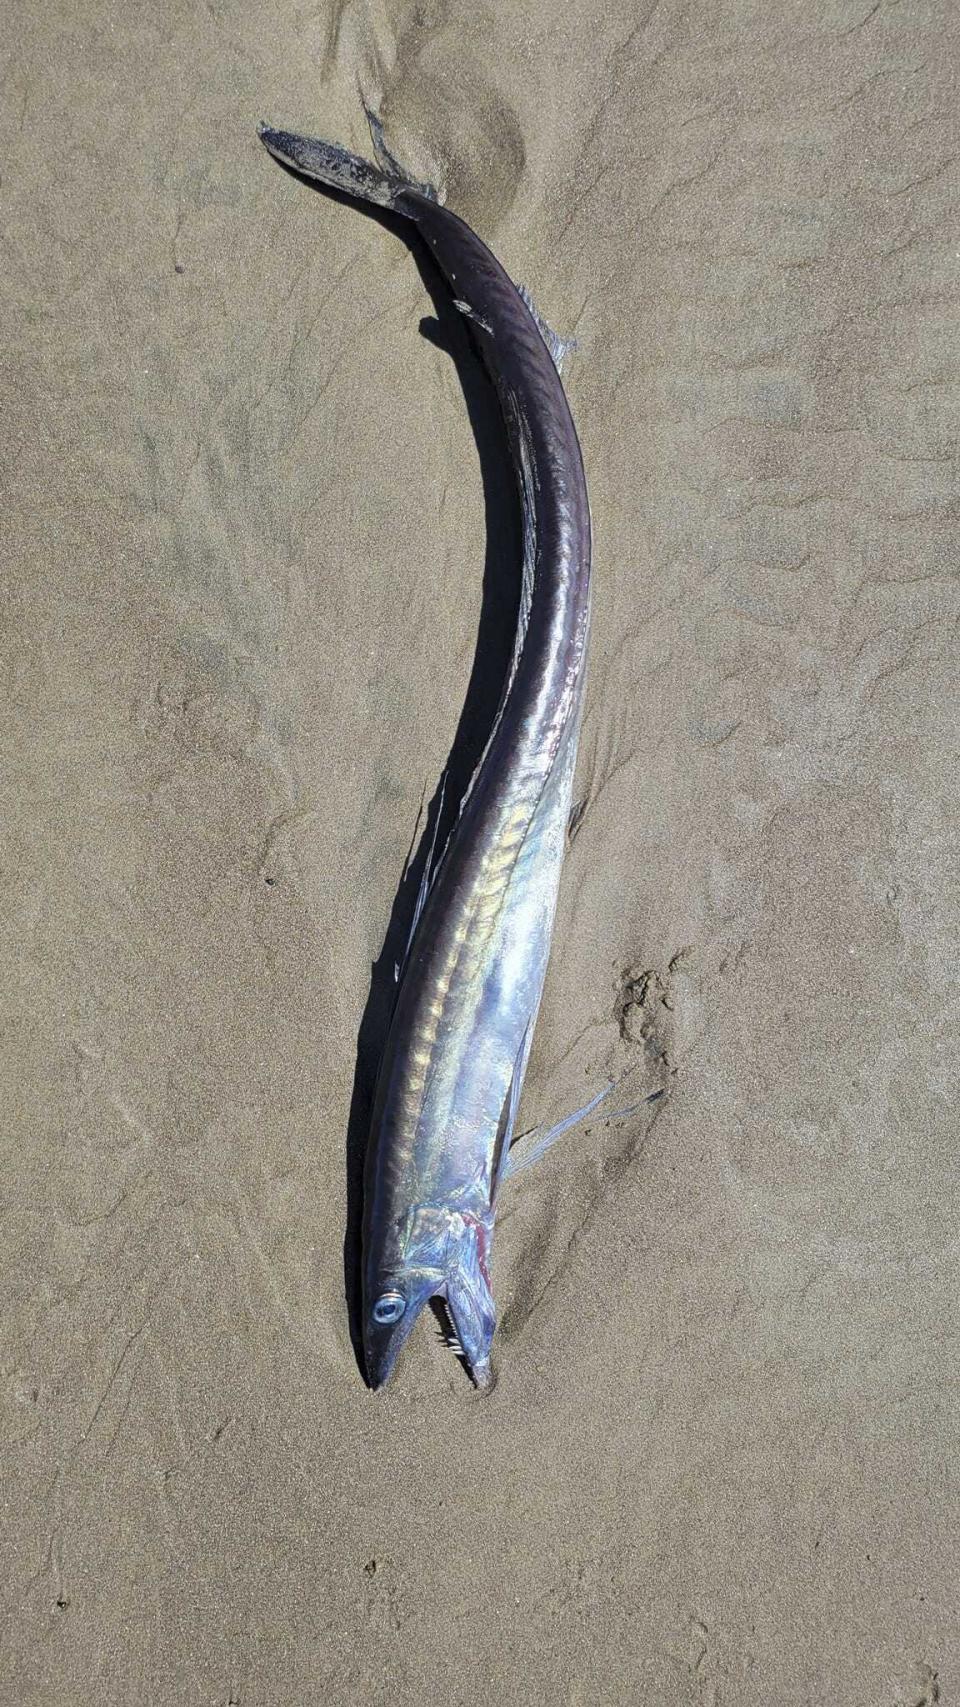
[516,283,577,375]
[397,773,448,979]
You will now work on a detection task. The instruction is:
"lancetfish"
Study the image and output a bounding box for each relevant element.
[258,111,593,1389]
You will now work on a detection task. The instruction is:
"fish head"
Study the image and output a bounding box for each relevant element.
[363,1202,496,1390]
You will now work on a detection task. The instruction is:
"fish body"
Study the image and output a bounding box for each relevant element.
[258,121,592,1387]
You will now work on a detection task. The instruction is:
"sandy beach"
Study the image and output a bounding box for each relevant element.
[3,1,958,1701]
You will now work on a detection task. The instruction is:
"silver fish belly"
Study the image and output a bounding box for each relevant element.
[258,117,593,1389]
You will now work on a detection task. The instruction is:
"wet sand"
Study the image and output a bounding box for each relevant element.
[3,2,958,1701]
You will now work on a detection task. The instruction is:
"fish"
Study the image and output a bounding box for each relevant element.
[258,112,593,1389]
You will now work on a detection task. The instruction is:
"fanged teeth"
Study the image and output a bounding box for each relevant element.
[436,1314,465,1357]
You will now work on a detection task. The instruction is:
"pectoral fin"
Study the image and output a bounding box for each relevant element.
[503,1083,611,1181]
[490,1021,534,1198]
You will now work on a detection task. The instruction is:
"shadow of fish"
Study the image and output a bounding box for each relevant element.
[258,110,592,1390]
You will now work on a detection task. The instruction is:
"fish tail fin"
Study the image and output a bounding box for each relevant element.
[257,110,440,211]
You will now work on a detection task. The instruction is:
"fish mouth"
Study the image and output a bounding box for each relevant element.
[467,1355,493,1391]
[364,1212,497,1389]
[363,1286,494,1391]
[432,1299,493,1392]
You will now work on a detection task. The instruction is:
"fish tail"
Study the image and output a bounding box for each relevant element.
[257,109,440,212]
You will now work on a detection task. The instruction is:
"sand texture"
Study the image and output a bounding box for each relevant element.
[3,1,959,1701]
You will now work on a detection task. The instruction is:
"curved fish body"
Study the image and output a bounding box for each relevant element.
[258,119,592,1388]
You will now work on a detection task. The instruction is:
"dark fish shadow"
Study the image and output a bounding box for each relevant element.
[264,158,522,1379]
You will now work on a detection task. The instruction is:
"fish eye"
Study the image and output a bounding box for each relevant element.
[372,1291,406,1326]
